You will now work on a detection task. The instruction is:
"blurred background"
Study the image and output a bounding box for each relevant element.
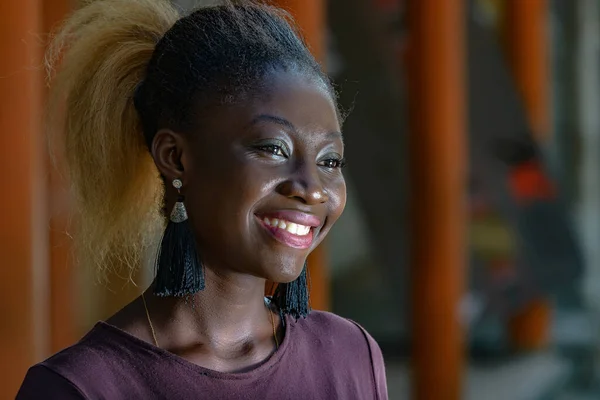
[1,0,600,399]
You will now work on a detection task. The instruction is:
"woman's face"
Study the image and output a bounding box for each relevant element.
[157,71,346,283]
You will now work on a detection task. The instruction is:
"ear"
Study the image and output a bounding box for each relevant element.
[151,129,187,184]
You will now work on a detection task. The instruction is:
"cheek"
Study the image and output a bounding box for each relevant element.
[328,178,347,222]
[189,163,274,225]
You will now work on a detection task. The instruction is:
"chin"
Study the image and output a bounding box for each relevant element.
[266,259,306,283]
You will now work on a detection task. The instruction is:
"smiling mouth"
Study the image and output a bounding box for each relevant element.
[255,214,318,249]
[261,216,311,236]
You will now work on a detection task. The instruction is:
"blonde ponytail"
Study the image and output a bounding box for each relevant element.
[46,0,180,278]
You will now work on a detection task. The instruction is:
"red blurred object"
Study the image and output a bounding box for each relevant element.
[508,161,556,203]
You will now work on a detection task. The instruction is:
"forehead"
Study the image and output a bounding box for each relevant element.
[253,72,340,130]
[194,71,341,142]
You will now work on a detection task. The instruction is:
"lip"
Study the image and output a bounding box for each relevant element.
[255,210,322,228]
[254,211,322,250]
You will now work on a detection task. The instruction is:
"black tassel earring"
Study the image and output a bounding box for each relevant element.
[154,178,205,297]
[273,263,310,320]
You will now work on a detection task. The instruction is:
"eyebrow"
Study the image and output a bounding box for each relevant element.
[251,114,297,132]
[250,114,344,143]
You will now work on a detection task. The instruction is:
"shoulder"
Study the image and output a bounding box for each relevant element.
[296,310,366,340]
[293,310,382,362]
[293,311,388,399]
[41,323,121,375]
[296,310,376,343]
[18,323,137,399]
[17,365,86,400]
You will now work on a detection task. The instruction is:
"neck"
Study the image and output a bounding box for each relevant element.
[144,267,273,349]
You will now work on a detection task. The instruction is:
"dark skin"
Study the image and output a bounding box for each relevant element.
[107,71,346,373]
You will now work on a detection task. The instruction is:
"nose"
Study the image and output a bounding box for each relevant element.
[276,165,329,205]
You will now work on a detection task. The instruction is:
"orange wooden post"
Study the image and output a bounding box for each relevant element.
[502,0,550,139]
[0,1,47,397]
[306,244,329,311]
[406,0,467,399]
[270,0,330,311]
[43,0,78,354]
[271,0,325,60]
[502,0,552,351]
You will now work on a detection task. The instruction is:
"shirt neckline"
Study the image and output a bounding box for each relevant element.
[92,313,294,381]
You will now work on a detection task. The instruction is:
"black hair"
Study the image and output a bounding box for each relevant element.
[134,2,336,147]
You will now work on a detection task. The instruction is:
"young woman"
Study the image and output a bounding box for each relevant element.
[17,0,387,398]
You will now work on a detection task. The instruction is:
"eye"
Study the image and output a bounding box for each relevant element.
[319,158,346,169]
[258,144,287,158]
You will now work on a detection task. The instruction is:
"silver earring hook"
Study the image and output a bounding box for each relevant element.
[172,178,183,194]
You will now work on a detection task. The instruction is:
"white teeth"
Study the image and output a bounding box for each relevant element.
[262,217,311,236]
[298,225,310,235]
[286,223,298,235]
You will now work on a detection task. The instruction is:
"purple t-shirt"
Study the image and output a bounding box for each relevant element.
[17,311,388,399]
